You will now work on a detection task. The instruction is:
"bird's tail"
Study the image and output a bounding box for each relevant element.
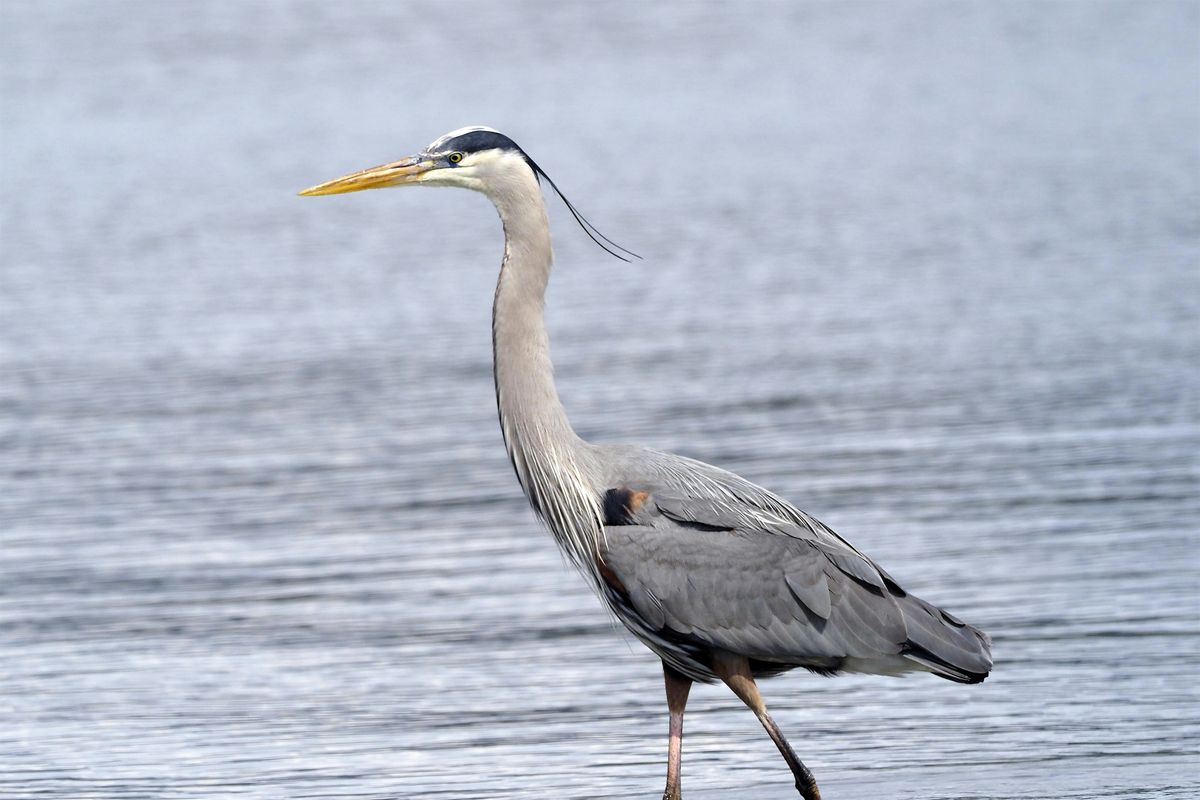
[898,593,992,684]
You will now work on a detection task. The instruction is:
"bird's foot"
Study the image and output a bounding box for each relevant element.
[795,777,821,800]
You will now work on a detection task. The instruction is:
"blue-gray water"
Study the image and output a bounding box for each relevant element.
[3,2,1198,798]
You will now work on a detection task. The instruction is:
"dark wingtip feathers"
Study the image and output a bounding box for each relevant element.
[902,638,991,684]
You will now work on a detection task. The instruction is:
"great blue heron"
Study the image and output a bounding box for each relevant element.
[300,126,992,800]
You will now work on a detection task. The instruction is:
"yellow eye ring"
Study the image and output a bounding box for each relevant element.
[448,152,464,164]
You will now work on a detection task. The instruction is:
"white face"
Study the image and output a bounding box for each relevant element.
[416,147,512,191]
[414,147,546,208]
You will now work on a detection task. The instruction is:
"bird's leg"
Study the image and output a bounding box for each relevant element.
[662,662,692,800]
[712,652,821,800]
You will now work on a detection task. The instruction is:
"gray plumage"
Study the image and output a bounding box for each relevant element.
[300,126,993,800]
[591,447,991,686]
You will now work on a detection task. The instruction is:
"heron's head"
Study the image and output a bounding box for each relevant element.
[299,126,532,196]
[300,126,639,261]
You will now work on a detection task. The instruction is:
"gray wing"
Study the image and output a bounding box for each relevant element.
[599,483,992,684]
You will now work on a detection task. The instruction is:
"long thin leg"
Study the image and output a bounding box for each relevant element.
[712,652,821,800]
[662,662,693,800]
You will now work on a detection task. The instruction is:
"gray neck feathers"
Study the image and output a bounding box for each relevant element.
[487,160,604,578]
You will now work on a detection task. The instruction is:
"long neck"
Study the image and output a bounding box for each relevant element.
[489,169,603,573]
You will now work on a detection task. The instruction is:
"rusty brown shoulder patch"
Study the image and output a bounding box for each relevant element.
[596,558,628,595]
[602,487,651,526]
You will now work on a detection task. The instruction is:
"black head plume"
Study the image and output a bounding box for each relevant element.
[433,127,640,262]
[525,157,641,263]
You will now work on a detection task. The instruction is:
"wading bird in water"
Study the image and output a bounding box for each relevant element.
[300,127,992,799]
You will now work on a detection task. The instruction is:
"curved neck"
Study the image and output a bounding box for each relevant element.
[487,166,602,573]
[490,171,579,460]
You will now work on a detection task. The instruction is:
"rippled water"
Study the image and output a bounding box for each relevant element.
[3,2,1198,798]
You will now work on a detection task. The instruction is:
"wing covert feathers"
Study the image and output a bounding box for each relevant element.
[599,484,992,684]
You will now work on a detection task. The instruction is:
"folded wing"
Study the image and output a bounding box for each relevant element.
[600,487,992,684]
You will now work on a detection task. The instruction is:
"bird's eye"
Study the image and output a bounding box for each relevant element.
[448,152,464,164]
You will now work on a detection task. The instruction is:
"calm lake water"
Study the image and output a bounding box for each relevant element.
[3,2,1198,798]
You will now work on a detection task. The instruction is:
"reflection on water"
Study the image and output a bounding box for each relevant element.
[3,2,1198,798]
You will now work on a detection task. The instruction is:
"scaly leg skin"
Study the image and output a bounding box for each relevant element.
[712,652,821,800]
[662,663,693,800]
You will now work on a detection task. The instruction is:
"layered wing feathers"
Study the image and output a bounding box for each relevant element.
[599,482,991,684]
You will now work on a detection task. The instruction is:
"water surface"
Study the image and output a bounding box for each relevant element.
[2,2,1198,798]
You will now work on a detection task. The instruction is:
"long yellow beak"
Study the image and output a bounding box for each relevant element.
[298,155,434,196]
